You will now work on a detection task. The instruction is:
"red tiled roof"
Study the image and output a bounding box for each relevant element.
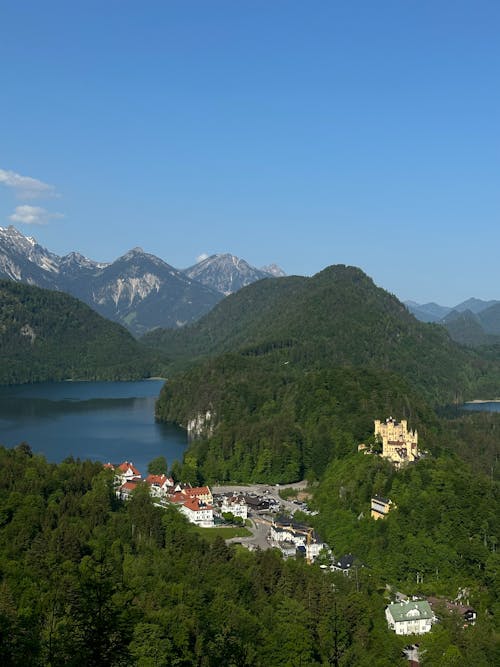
[169,492,187,504]
[121,481,139,491]
[118,461,141,476]
[183,486,211,497]
[183,497,213,512]
[145,474,169,486]
[103,462,115,469]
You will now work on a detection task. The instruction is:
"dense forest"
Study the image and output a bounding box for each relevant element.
[2,265,500,662]
[0,280,168,384]
[0,445,498,666]
[153,266,500,485]
[146,266,500,404]
[149,264,500,661]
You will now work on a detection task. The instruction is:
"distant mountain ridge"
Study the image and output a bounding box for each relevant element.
[0,226,285,335]
[406,296,500,347]
[406,297,500,323]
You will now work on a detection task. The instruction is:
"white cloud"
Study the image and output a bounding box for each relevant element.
[8,205,64,225]
[196,253,209,263]
[0,168,58,199]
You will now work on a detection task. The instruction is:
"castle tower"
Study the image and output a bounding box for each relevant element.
[374,417,419,467]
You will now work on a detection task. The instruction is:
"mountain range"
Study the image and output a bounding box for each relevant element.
[406,298,500,347]
[405,298,500,323]
[0,226,284,336]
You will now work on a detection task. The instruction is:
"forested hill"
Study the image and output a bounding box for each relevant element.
[147,265,500,404]
[0,280,166,384]
[152,265,500,483]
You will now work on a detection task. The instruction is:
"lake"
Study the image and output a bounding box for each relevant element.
[0,380,187,475]
[463,401,500,413]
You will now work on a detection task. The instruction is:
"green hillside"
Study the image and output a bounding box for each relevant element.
[0,280,167,384]
[147,265,500,404]
[151,265,500,483]
[8,445,497,667]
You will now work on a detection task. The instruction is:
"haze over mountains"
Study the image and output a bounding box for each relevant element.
[406,298,500,347]
[0,226,284,335]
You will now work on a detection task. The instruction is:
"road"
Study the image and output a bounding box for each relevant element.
[214,481,311,549]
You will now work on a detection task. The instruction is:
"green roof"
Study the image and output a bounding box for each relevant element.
[387,600,433,622]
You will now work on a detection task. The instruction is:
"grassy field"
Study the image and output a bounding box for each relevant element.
[192,525,252,542]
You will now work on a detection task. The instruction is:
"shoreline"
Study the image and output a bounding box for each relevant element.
[464,399,500,404]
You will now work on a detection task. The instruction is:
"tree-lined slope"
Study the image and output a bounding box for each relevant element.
[0,280,165,384]
[149,265,500,403]
[152,265,500,483]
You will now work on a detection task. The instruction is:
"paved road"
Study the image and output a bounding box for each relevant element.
[225,518,271,550]
[213,481,309,515]
[214,481,313,550]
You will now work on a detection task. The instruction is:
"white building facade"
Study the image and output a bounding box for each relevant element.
[385,601,434,635]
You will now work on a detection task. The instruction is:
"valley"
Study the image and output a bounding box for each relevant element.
[0,251,499,665]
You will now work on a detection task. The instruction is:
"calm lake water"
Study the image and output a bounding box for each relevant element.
[463,401,500,413]
[0,380,187,475]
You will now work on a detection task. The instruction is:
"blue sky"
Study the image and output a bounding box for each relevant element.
[1,1,499,304]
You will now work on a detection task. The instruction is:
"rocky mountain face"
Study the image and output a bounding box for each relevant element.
[0,226,223,335]
[260,263,287,278]
[183,253,280,295]
[0,226,285,335]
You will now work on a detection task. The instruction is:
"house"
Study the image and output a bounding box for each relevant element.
[371,495,394,520]
[115,461,142,484]
[332,553,358,575]
[426,597,476,626]
[179,497,214,527]
[182,485,213,505]
[270,519,325,563]
[116,479,139,500]
[221,495,248,520]
[374,417,419,467]
[244,495,270,512]
[385,600,434,635]
[145,474,173,498]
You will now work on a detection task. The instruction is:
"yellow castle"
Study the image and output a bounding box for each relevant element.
[374,416,419,467]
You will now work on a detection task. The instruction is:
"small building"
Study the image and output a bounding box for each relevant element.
[385,600,434,635]
[221,495,248,520]
[179,497,214,527]
[371,495,394,520]
[116,479,139,500]
[332,553,359,575]
[270,519,325,563]
[115,461,142,484]
[426,597,476,626]
[244,495,270,512]
[181,485,213,505]
[145,474,174,498]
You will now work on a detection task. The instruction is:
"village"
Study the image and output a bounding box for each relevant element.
[105,416,477,662]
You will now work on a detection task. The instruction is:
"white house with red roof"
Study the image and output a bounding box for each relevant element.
[145,474,174,498]
[179,497,214,527]
[116,479,140,501]
[115,461,142,484]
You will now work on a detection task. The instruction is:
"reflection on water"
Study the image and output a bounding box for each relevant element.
[0,380,187,475]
